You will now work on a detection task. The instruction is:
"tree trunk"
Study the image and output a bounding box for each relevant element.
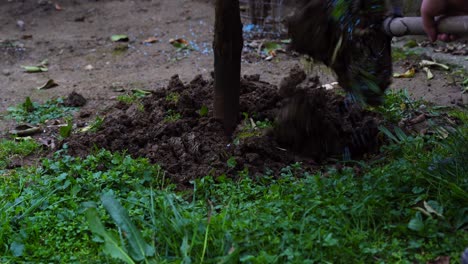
[213,0,244,136]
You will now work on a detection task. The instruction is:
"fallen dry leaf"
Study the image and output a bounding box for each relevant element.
[169,38,189,45]
[393,68,416,78]
[37,79,59,90]
[143,37,158,44]
[419,60,450,70]
[410,114,426,125]
[422,67,434,80]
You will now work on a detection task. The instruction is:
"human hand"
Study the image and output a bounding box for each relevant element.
[421,0,468,42]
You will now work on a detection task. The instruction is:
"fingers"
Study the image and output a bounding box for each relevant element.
[436,33,457,42]
[421,12,438,42]
[420,0,447,42]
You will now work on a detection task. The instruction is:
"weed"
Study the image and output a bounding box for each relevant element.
[374,89,422,122]
[165,92,180,103]
[59,118,73,138]
[7,97,77,124]
[198,105,209,117]
[89,116,105,132]
[117,93,145,111]
[234,113,274,144]
[164,109,181,122]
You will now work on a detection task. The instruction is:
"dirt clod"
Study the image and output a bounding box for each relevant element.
[64,92,87,107]
[275,88,381,160]
[278,65,306,97]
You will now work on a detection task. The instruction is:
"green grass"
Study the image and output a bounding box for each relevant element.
[234,114,274,144]
[374,89,423,123]
[7,97,77,124]
[0,138,40,171]
[0,121,466,263]
[165,92,180,103]
[0,92,467,263]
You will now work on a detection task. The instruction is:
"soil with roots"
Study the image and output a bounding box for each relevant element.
[65,73,383,185]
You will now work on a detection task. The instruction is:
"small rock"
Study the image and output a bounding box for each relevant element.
[16,20,25,31]
[2,69,11,76]
[84,64,94,71]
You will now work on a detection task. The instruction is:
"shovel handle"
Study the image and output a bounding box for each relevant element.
[383,16,468,37]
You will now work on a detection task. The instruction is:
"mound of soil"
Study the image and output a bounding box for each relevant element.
[66,74,382,185]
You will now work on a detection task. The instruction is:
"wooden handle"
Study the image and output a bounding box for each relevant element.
[383,16,468,37]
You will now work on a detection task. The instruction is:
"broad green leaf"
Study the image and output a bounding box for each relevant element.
[323,233,339,247]
[101,193,156,261]
[10,241,25,257]
[199,105,208,117]
[111,35,129,42]
[408,213,424,232]
[85,207,135,264]
[59,119,73,138]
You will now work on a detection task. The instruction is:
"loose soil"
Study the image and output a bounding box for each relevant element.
[65,74,382,185]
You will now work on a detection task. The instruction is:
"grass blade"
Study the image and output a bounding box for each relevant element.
[101,193,155,261]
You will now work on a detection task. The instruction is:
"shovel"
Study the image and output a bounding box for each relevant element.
[287,0,468,106]
[383,16,468,37]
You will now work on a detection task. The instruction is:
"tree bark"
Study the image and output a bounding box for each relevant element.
[213,0,243,136]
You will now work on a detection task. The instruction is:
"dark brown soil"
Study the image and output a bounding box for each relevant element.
[65,73,383,185]
[64,91,87,107]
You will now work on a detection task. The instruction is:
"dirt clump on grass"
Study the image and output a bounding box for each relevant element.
[65,74,383,185]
